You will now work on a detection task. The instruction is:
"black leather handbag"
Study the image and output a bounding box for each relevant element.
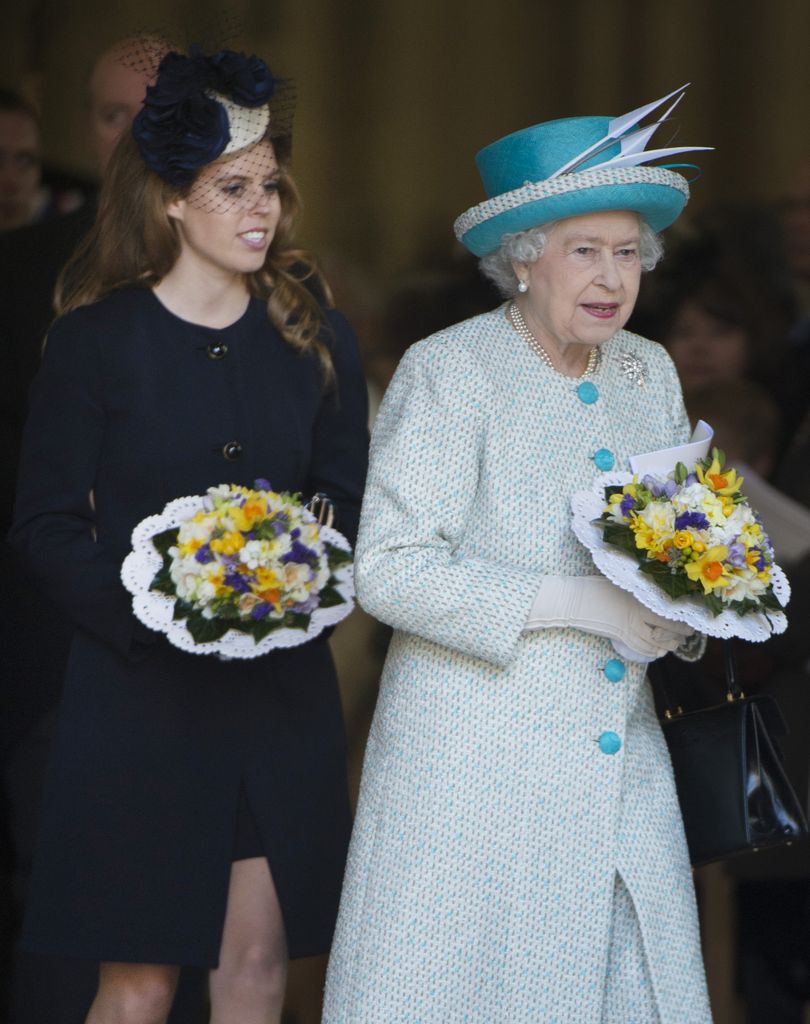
[658,640,809,866]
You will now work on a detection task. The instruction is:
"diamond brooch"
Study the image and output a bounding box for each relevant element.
[619,352,647,387]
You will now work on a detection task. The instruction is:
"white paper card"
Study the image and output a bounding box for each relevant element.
[628,419,714,476]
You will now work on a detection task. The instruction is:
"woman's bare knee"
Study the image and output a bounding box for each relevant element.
[229,942,287,995]
[88,962,179,1024]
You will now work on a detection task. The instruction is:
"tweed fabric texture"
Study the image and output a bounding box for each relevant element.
[453,165,689,239]
[603,874,661,1023]
[323,306,712,1024]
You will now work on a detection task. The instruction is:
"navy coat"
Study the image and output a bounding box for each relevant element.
[10,287,368,967]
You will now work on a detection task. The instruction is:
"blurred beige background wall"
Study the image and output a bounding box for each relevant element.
[4,0,810,282]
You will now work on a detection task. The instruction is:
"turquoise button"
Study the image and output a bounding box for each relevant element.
[593,448,615,470]
[598,731,622,755]
[604,659,626,682]
[577,381,599,404]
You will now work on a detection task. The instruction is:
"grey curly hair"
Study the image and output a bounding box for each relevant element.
[479,217,664,296]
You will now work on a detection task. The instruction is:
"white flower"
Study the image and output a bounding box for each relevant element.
[284,562,311,588]
[240,540,269,570]
[177,518,215,544]
[722,571,769,603]
[638,501,675,536]
[724,504,756,535]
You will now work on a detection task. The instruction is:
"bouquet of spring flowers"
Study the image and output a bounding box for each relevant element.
[122,480,354,658]
[571,430,789,642]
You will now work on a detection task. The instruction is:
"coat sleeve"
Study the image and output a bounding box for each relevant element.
[661,345,693,446]
[303,309,369,548]
[354,337,543,669]
[8,313,146,659]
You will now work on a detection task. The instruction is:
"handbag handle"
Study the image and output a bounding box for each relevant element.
[723,639,745,702]
[657,638,744,719]
[655,656,683,719]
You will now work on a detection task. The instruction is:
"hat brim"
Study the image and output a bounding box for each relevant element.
[455,167,689,256]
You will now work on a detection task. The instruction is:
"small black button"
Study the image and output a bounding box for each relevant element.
[207,341,228,360]
[222,440,243,461]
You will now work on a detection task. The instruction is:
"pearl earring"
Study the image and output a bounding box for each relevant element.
[517,280,528,293]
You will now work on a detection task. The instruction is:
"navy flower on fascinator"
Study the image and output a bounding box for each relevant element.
[132,47,276,187]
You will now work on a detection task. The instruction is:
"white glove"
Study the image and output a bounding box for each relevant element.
[525,575,694,663]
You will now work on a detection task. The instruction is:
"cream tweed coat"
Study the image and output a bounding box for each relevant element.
[324,306,712,1023]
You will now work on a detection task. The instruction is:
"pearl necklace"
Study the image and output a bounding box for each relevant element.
[508,302,599,378]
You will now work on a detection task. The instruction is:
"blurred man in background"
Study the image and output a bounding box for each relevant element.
[0,90,43,231]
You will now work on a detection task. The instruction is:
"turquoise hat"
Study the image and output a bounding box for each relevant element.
[454,86,710,256]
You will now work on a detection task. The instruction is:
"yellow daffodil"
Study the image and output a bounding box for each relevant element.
[178,537,204,556]
[684,545,731,594]
[255,566,283,592]
[209,531,245,556]
[673,531,692,550]
[230,497,268,532]
[696,456,744,497]
[631,520,655,552]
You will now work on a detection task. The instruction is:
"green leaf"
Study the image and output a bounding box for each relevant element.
[604,485,624,500]
[318,584,346,608]
[759,589,783,612]
[704,593,725,617]
[638,561,696,600]
[254,520,279,541]
[185,612,230,643]
[248,617,285,642]
[284,611,312,631]
[151,528,179,558]
[149,562,175,596]
[674,462,688,485]
[601,523,640,558]
[327,545,353,569]
[173,599,193,621]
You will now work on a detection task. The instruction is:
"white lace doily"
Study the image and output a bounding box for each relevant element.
[570,473,790,642]
[121,495,355,659]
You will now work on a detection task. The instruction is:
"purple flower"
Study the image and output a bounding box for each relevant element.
[726,542,747,568]
[194,544,215,564]
[675,510,709,531]
[620,493,636,515]
[281,540,318,566]
[292,595,320,615]
[642,475,666,497]
[663,479,679,499]
[251,603,273,620]
[224,572,251,593]
[685,472,698,486]
[254,478,271,491]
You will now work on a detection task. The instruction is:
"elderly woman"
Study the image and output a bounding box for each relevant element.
[323,92,713,1023]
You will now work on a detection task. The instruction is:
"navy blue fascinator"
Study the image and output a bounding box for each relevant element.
[132,47,276,186]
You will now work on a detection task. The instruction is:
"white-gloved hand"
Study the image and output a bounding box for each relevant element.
[525,575,694,663]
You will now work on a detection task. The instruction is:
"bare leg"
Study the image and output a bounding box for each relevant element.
[85,962,180,1024]
[209,856,289,1023]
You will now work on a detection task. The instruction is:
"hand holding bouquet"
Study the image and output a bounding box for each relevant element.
[122,480,354,657]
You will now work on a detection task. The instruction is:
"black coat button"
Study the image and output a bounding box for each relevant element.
[207,341,228,360]
[222,440,242,461]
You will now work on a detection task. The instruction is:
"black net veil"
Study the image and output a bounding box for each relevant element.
[116,16,296,216]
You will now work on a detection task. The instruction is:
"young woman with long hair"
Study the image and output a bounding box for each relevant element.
[11,47,368,1024]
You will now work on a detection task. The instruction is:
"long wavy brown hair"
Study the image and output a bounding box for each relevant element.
[56,131,335,383]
